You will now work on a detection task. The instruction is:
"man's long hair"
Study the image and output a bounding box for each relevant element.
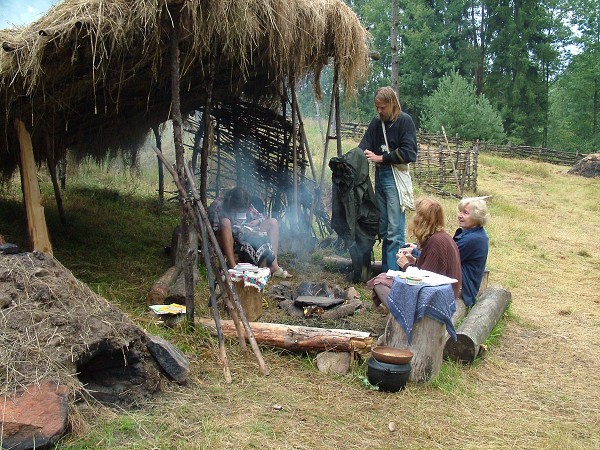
[375,86,402,122]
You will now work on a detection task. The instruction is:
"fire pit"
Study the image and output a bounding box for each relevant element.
[269,281,363,320]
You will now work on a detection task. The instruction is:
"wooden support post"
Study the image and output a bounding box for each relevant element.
[200,60,214,206]
[14,119,53,255]
[45,135,66,225]
[291,78,299,229]
[318,67,339,191]
[152,126,165,205]
[333,64,342,157]
[168,7,195,327]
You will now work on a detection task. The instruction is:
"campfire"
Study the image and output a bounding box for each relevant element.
[269,280,363,320]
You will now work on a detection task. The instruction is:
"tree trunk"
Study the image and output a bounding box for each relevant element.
[196,319,373,353]
[390,0,399,95]
[382,313,446,383]
[444,286,511,363]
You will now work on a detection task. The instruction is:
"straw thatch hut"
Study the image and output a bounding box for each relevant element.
[0,0,370,248]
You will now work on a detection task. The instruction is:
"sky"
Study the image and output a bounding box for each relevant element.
[0,0,57,29]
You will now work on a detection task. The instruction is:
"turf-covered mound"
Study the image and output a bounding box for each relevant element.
[0,251,163,406]
[568,152,600,178]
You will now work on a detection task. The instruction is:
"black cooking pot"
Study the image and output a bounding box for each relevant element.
[367,356,411,392]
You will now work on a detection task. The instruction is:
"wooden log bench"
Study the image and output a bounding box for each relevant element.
[444,285,511,363]
[374,282,456,383]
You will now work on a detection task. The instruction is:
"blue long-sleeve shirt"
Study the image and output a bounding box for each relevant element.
[453,226,489,307]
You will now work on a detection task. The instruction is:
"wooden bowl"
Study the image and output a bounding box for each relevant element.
[371,346,414,365]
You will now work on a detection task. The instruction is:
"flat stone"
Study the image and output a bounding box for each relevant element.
[315,351,351,374]
[278,299,305,318]
[146,334,190,383]
[294,296,345,308]
[1,380,69,450]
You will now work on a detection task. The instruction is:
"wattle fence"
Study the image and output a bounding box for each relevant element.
[340,122,588,198]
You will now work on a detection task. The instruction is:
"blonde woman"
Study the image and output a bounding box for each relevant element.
[397,197,462,298]
[453,197,489,306]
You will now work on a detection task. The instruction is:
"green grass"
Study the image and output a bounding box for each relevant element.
[479,153,551,177]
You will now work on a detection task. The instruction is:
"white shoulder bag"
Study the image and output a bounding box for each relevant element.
[382,121,415,211]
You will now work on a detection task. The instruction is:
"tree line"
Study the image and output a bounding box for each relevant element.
[298,0,599,154]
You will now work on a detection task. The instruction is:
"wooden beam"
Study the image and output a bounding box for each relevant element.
[14,119,53,255]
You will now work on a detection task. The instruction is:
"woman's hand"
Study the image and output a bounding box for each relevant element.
[246,219,261,228]
[402,243,417,254]
[396,249,415,268]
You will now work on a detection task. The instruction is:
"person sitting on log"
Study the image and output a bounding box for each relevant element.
[367,197,462,310]
[399,197,489,308]
[208,187,292,278]
[452,197,489,307]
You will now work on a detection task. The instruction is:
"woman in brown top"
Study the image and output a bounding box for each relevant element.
[368,197,462,308]
[397,197,462,297]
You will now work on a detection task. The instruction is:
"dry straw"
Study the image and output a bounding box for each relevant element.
[0,0,370,179]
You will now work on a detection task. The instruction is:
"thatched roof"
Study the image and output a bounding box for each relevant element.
[0,0,369,179]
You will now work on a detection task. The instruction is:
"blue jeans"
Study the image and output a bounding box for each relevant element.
[375,165,406,271]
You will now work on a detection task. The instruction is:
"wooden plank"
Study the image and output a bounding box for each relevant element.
[15,119,53,255]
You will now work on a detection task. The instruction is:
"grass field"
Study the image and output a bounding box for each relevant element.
[1,140,599,449]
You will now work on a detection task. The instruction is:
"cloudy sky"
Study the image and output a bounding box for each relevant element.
[0,0,57,28]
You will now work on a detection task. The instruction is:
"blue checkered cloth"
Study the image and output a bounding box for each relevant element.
[387,277,457,343]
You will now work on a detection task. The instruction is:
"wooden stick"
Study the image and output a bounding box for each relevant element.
[45,134,66,225]
[197,199,232,383]
[442,126,463,197]
[185,174,268,375]
[152,146,249,360]
[183,163,249,357]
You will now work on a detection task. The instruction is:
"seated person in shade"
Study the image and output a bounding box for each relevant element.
[367,197,462,309]
[453,197,489,307]
[208,187,291,278]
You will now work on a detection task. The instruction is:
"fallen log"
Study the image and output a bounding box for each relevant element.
[146,266,178,306]
[322,256,383,275]
[196,319,373,353]
[444,285,511,363]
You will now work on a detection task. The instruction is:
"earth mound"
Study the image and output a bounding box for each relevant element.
[0,251,163,405]
[568,152,600,178]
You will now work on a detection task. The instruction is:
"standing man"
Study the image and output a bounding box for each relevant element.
[359,86,418,271]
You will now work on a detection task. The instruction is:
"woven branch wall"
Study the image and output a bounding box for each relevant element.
[341,124,479,198]
[184,100,315,232]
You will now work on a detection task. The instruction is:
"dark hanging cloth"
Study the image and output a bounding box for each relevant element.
[329,147,379,282]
